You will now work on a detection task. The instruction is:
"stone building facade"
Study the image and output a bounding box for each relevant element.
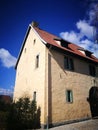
[14,22,98,128]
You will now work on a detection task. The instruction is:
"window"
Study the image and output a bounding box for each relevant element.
[33,91,36,101]
[35,54,39,68]
[33,39,36,44]
[89,65,96,76]
[66,90,73,103]
[64,56,74,70]
[61,40,69,48]
[24,48,26,53]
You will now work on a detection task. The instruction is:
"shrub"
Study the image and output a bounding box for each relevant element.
[7,97,41,130]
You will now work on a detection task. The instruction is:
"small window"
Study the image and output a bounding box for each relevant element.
[33,39,36,44]
[89,65,96,76]
[35,54,39,68]
[61,40,69,48]
[33,91,36,101]
[64,56,74,70]
[66,90,73,103]
[24,48,26,53]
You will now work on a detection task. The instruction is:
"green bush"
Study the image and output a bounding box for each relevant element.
[0,97,41,130]
[7,97,41,130]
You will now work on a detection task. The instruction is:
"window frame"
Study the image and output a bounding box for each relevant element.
[64,56,74,71]
[66,90,73,103]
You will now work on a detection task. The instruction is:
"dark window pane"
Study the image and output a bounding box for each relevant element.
[69,58,74,70]
[64,57,68,69]
[66,90,73,103]
[89,65,96,76]
[36,55,39,68]
[64,56,74,71]
[33,91,36,101]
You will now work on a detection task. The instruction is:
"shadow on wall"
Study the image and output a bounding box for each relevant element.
[48,53,52,126]
[48,47,97,77]
[88,86,98,117]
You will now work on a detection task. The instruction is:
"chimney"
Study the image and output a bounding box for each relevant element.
[31,21,39,27]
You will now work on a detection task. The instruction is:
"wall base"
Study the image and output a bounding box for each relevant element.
[41,117,92,129]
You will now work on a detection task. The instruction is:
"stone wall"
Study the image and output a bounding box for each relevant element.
[13,27,46,124]
[48,49,97,124]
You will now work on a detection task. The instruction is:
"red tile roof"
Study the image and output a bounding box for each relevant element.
[34,27,98,64]
[15,25,98,69]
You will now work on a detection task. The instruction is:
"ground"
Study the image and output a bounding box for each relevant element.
[38,118,98,130]
[49,119,98,130]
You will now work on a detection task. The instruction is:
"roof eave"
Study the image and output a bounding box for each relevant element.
[46,43,98,65]
[15,26,31,69]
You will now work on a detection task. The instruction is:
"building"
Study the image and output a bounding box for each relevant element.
[14,22,98,128]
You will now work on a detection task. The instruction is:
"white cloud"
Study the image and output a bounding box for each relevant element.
[60,19,98,58]
[88,3,98,26]
[91,43,98,58]
[60,20,93,44]
[60,31,80,44]
[80,39,93,49]
[0,48,17,68]
[0,87,13,96]
[59,2,98,58]
[76,20,93,39]
[89,9,96,25]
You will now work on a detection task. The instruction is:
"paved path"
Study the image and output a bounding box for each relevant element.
[48,119,98,130]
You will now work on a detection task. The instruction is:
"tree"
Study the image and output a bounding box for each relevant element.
[7,97,41,130]
[0,96,12,129]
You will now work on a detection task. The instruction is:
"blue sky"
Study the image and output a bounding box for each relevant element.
[0,0,98,96]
